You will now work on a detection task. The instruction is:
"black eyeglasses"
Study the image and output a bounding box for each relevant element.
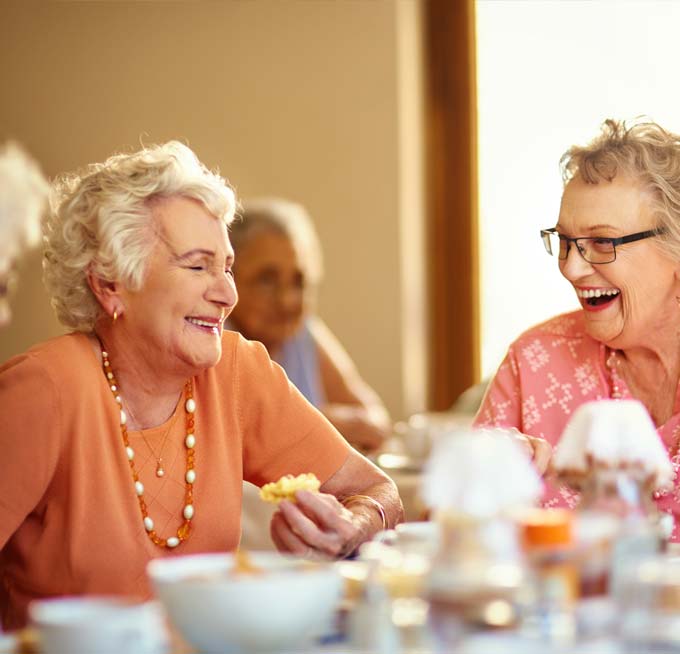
[540,227,666,264]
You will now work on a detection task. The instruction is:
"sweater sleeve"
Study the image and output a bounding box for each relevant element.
[0,353,62,549]
[473,345,523,431]
[233,336,352,487]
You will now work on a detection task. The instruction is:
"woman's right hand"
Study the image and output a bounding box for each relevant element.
[507,428,553,476]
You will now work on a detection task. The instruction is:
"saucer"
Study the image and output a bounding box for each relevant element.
[377,452,425,474]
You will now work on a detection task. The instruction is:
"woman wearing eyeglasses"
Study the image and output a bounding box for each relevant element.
[475,119,680,536]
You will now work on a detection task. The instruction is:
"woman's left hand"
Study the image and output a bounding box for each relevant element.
[269,490,361,560]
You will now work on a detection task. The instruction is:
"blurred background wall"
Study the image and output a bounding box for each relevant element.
[0,0,428,420]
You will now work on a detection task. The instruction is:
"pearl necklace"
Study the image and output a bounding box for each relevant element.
[100,347,197,549]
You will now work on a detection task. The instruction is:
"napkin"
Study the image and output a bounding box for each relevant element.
[553,399,673,490]
[420,428,543,519]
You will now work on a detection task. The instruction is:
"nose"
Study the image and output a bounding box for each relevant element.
[207,271,238,310]
[559,242,595,281]
[276,285,304,312]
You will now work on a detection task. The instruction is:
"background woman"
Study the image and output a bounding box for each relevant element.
[475,119,680,539]
[0,142,48,327]
[0,142,402,629]
[228,197,391,453]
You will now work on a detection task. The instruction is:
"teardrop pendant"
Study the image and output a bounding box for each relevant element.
[156,461,165,478]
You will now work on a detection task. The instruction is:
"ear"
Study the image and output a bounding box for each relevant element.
[87,268,124,319]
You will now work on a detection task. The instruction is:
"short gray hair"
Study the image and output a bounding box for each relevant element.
[561,118,680,262]
[230,197,323,285]
[44,141,237,331]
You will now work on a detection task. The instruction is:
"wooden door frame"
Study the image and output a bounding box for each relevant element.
[425,0,480,410]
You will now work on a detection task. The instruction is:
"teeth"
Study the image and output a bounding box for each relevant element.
[576,288,620,299]
[187,317,220,328]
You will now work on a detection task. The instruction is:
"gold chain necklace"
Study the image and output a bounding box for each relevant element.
[127,402,179,478]
[100,345,197,549]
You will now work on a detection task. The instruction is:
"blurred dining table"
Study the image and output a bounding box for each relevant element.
[374,412,475,522]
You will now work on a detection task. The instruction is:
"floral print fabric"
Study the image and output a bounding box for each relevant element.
[474,310,680,540]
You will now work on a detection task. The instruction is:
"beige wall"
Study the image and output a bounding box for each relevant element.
[0,0,426,419]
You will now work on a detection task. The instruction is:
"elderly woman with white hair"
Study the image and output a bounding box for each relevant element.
[228,198,391,453]
[0,142,48,326]
[0,142,403,629]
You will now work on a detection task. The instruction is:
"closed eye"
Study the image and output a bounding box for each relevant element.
[590,237,614,252]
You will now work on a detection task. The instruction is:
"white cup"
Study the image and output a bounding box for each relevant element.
[394,417,431,460]
[395,520,442,557]
[29,597,168,654]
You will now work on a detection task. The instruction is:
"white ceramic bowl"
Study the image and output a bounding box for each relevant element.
[147,552,343,653]
[29,597,167,654]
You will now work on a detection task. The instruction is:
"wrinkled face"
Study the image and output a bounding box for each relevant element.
[229,230,308,351]
[557,175,679,349]
[119,196,237,375]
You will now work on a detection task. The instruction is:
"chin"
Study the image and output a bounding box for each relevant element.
[182,345,223,373]
[585,325,628,349]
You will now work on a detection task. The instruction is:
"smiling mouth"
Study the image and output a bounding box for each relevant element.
[185,316,223,335]
[576,287,620,308]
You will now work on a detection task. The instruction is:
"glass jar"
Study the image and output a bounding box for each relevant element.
[427,511,525,640]
[518,508,578,646]
[576,466,664,601]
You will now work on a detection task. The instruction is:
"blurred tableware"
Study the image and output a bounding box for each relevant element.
[573,511,621,598]
[394,412,472,462]
[337,559,371,606]
[147,551,343,653]
[518,508,578,645]
[0,633,16,654]
[428,514,525,627]
[618,554,680,652]
[394,520,441,558]
[376,452,424,474]
[350,541,432,653]
[422,429,542,636]
[421,428,543,519]
[29,597,166,654]
[554,399,673,492]
[357,541,431,600]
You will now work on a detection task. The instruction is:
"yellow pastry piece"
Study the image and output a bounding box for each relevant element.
[259,473,320,504]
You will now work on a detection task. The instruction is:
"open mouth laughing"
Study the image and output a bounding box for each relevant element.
[185,316,223,335]
[576,287,620,311]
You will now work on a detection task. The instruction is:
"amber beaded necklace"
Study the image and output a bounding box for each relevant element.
[100,346,196,549]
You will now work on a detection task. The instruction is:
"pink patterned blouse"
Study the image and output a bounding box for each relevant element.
[474,310,680,540]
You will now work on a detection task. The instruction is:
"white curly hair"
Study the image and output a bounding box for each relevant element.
[44,141,237,331]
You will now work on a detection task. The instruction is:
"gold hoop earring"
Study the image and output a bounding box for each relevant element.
[113,310,118,322]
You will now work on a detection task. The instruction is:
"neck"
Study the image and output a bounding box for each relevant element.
[91,326,188,430]
[614,338,680,382]
[611,336,680,425]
